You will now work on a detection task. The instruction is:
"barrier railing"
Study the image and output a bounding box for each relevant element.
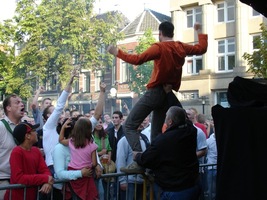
[0,164,217,200]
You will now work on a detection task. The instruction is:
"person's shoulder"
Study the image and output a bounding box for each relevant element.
[90,116,98,123]
[207,133,215,141]
[11,146,21,154]
[55,142,68,149]
[117,136,127,145]
[194,124,204,134]
[32,146,41,152]
[53,143,69,156]
[0,119,5,129]
[106,125,114,133]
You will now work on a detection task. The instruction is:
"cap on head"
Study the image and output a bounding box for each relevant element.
[13,122,40,145]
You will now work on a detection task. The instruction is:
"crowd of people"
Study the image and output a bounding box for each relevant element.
[0,21,217,200]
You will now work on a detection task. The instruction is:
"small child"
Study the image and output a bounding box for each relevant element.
[4,122,53,200]
[59,117,98,200]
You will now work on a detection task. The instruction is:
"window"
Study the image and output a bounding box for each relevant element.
[45,74,57,91]
[98,44,106,54]
[215,91,229,107]
[217,38,235,71]
[95,70,102,91]
[186,7,202,28]
[186,55,203,74]
[120,50,132,83]
[83,72,90,92]
[217,2,235,23]
[252,35,261,50]
[120,62,131,83]
[73,79,79,93]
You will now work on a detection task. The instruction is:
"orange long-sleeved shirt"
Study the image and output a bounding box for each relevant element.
[117,34,208,91]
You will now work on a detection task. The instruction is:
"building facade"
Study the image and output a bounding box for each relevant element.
[170,0,266,116]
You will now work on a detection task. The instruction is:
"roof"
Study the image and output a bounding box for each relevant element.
[121,8,171,36]
[95,11,130,31]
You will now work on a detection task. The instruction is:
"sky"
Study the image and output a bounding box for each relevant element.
[0,0,170,22]
[94,0,170,21]
[0,0,16,21]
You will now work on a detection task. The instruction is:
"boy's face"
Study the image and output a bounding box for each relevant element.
[112,114,121,126]
[26,130,38,145]
[42,99,52,109]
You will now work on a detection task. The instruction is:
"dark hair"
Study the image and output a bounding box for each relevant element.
[57,114,83,137]
[159,21,174,38]
[113,110,123,119]
[70,109,79,117]
[71,117,93,148]
[42,97,51,105]
[3,94,19,114]
[42,105,54,121]
[93,125,107,139]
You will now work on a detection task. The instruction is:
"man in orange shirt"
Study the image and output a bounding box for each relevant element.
[107,21,208,172]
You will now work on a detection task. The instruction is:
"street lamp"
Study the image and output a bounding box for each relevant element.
[202,98,206,114]
[110,87,117,113]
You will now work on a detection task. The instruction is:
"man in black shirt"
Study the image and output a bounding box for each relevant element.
[134,106,200,200]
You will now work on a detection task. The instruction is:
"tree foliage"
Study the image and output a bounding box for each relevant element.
[0,0,124,99]
[128,28,156,95]
[243,23,267,78]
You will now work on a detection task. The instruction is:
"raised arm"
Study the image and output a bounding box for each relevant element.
[64,70,79,93]
[31,86,45,110]
[59,118,71,146]
[93,82,106,120]
[183,22,208,55]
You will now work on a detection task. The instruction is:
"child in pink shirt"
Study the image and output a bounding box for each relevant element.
[59,117,98,200]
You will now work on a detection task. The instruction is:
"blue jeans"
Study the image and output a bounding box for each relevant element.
[124,86,181,151]
[95,179,104,200]
[206,169,217,200]
[160,184,201,200]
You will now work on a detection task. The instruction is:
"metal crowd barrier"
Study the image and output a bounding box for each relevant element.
[0,164,217,200]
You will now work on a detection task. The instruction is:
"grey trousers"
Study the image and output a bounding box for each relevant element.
[124,86,170,152]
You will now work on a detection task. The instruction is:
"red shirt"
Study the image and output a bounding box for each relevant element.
[194,122,208,138]
[4,146,51,200]
[117,34,208,91]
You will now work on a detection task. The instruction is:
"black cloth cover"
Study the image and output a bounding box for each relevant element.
[212,105,267,200]
[213,76,267,200]
[227,76,267,107]
[240,0,267,18]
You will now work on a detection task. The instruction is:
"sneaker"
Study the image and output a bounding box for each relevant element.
[120,161,144,174]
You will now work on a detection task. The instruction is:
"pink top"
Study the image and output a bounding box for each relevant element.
[68,139,98,169]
